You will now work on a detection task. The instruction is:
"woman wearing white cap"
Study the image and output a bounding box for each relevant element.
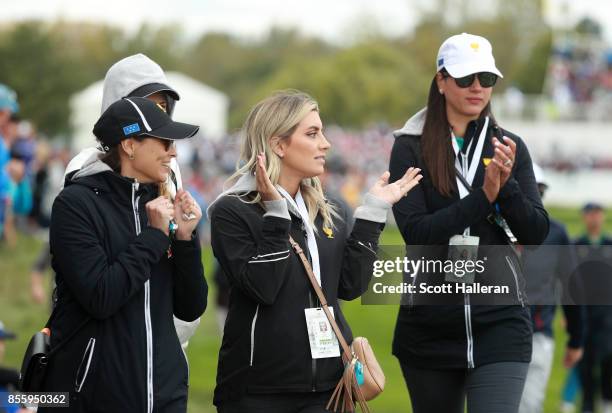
[389,33,549,412]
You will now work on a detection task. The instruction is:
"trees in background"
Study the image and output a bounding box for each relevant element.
[0,0,595,139]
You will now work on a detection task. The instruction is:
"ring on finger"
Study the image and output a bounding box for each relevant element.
[504,159,512,167]
[182,212,197,221]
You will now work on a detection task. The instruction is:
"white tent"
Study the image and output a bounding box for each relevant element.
[69,72,229,152]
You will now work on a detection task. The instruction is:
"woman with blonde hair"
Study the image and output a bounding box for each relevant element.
[208,90,422,412]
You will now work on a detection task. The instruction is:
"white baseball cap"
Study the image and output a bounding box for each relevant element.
[436,33,503,78]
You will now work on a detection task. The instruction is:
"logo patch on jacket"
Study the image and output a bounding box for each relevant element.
[123,123,141,136]
[323,227,334,239]
[482,158,492,166]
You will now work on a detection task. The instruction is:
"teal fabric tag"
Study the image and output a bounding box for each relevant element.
[355,360,364,386]
[455,136,464,151]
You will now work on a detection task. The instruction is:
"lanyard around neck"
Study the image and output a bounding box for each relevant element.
[451,117,489,200]
[276,186,322,287]
[451,117,489,236]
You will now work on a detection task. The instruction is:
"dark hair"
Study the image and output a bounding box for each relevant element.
[100,145,122,173]
[99,136,147,173]
[421,74,491,197]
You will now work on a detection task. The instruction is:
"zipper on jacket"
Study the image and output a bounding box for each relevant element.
[357,240,377,256]
[75,338,96,392]
[464,293,475,369]
[505,256,525,307]
[249,305,259,366]
[132,182,154,413]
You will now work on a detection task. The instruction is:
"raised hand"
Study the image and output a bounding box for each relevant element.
[146,196,175,236]
[483,158,502,203]
[255,153,282,201]
[368,167,422,205]
[492,136,516,188]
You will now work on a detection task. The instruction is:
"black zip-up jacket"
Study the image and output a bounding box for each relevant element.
[209,193,383,405]
[389,116,549,369]
[41,164,207,413]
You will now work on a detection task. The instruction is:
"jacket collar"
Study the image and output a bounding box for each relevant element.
[67,152,157,202]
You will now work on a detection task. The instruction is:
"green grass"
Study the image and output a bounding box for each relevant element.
[1,206,610,412]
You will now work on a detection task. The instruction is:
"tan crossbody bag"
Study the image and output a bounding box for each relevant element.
[289,236,385,413]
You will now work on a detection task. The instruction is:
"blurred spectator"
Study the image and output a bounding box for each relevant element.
[0,321,30,413]
[0,84,19,242]
[519,164,585,413]
[574,203,612,413]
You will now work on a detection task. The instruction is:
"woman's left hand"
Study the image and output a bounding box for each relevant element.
[174,189,202,240]
[492,136,516,188]
[368,168,422,205]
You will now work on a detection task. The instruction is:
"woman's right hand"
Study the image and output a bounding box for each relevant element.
[483,160,501,203]
[146,196,175,236]
[256,153,282,201]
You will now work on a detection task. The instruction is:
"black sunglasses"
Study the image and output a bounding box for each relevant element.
[443,71,498,88]
[138,135,175,151]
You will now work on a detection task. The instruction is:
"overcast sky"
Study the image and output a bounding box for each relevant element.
[1,0,610,44]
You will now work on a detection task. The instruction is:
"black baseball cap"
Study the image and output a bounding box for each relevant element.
[93,97,199,152]
[129,83,180,101]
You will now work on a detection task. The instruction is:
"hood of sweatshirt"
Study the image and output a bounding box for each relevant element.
[393,107,427,138]
[101,53,178,114]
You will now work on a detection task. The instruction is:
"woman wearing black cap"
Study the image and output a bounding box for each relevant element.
[48,54,201,349]
[39,97,207,413]
[389,33,549,412]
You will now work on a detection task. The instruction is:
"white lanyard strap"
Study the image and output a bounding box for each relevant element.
[277,186,322,287]
[451,117,489,199]
[451,117,489,235]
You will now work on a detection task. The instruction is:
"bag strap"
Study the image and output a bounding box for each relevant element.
[45,300,92,358]
[289,236,353,362]
[46,316,92,358]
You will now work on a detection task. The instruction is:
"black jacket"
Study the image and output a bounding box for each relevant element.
[389,116,549,369]
[41,165,207,413]
[210,194,382,405]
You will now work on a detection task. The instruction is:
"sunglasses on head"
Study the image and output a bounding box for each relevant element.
[442,70,498,88]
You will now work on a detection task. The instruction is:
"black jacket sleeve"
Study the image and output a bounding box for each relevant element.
[337,203,384,300]
[171,236,208,322]
[390,136,492,245]
[210,198,292,306]
[50,190,169,320]
[495,134,549,245]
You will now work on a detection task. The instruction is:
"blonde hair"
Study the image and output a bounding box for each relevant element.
[226,90,339,230]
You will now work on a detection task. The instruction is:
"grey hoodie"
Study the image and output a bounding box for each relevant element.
[101,54,176,113]
[393,107,427,138]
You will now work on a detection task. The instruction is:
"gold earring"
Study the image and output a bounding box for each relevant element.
[129,153,135,160]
